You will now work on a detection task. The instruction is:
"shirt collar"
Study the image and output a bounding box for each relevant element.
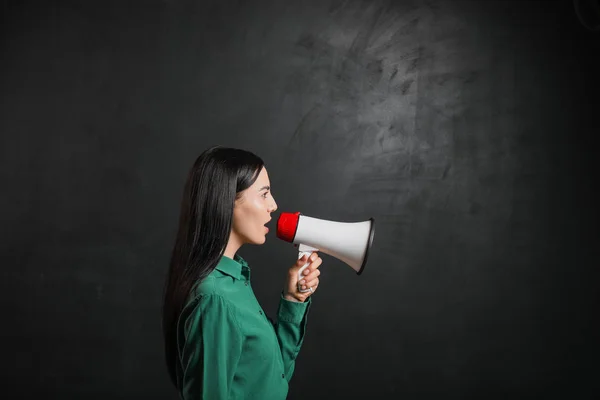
[215,254,249,280]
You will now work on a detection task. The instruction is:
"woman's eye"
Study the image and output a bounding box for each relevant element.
[262,192,269,198]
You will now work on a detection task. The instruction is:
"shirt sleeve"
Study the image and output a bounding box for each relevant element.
[179,294,243,400]
[271,293,312,382]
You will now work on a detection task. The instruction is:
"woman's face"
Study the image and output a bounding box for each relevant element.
[231,167,278,246]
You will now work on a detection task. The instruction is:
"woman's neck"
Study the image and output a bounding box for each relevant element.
[224,234,242,259]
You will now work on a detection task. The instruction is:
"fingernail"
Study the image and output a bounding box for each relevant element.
[299,279,305,285]
[303,270,309,275]
[302,285,306,290]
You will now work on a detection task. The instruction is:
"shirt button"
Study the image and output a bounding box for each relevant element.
[244,282,248,286]
[281,374,285,378]
[259,310,263,315]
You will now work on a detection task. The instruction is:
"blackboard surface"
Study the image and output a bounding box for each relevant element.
[1,0,598,399]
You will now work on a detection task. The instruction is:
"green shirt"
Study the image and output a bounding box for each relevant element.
[176,254,311,400]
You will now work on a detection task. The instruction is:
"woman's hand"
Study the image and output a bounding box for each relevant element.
[283,252,322,303]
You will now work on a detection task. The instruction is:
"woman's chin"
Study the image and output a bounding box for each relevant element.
[248,235,267,245]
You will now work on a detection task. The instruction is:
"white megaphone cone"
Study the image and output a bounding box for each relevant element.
[276,212,375,293]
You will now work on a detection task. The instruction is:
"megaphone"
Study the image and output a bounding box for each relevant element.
[276,212,375,292]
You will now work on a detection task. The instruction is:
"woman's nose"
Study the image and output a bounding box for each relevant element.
[270,198,278,213]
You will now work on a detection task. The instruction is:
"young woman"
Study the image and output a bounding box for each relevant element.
[162,146,322,399]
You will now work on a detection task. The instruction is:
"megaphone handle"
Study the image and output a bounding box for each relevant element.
[297,251,312,293]
[296,244,319,293]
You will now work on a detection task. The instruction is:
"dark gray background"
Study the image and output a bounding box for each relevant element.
[1,0,598,399]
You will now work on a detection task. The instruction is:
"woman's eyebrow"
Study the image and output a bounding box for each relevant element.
[258,185,270,191]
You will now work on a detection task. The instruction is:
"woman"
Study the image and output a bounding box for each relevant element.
[162,146,322,399]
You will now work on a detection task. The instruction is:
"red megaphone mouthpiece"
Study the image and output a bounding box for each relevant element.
[276,212,301,243]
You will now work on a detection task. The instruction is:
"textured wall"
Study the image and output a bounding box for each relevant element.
[1,0,598,398]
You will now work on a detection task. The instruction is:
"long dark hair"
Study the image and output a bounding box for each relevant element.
[162,145,264,386]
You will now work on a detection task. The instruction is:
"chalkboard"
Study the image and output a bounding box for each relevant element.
[1,0,598,398]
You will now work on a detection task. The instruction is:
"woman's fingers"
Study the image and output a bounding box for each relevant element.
[294,252,322,294]
[292,252,320,275]
[299,268,320,286]
[299,278,319,291]
[308,252,322,269]
[302,254,322,275]
[305,277,319,289]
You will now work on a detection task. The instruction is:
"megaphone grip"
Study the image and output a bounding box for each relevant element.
[297,250,313,293]
[296,244,319,293]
